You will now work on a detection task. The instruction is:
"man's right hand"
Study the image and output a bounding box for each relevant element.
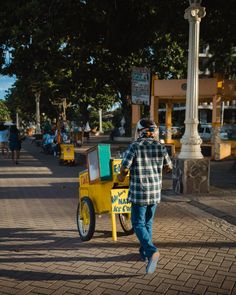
[163,165,172,173]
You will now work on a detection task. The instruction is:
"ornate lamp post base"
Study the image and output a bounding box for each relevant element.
[173,158,210,194]
[178,125,203,159]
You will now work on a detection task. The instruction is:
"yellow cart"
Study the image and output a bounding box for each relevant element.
[59,144,75,165]
[76,144,133,241]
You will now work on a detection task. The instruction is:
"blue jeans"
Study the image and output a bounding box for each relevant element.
[131,203,158,260]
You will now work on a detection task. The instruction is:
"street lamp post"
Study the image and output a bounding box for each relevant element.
[173,0,210,194]
[34,90,41,134]
[31,83,42,134]
[16,112,19,129]
[178,0,205,159]
[99,109,103,134]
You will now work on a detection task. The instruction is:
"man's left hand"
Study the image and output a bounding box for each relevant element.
[117,173,125,182]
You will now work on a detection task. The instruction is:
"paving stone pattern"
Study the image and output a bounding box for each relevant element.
[0,139,235,295]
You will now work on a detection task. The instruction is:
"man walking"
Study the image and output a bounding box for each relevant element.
[117,118,172,274]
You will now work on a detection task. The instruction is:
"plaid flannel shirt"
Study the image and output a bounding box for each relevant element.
[121,137,172,205]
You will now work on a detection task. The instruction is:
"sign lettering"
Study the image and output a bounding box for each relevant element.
[111,189,131,214]
[131,67,151,105]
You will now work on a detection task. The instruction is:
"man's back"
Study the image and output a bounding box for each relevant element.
[122,137,172,205]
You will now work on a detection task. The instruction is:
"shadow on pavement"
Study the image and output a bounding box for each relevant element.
[210,158,236,189]
[0,268,139,281]
[0,227,235,254]
[189,200,236,225]
[0,183,78,199]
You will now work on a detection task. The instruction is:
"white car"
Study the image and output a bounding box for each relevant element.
[220,130,229,140]
[198,125,228,141]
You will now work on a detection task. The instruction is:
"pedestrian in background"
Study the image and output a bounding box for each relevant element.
[9,125,22,164]
[117,118,172,274]
[83,122,91,141]
[0,122,9,157]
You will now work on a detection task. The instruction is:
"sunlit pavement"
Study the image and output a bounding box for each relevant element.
[0,137,235,295]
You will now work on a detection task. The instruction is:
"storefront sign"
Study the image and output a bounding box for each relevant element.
[131,67,151,105]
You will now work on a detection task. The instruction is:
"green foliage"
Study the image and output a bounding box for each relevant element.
[149,34,187,79]
[201,0,236,78]
[102,121,114,132]
[91,120,114,132]
[0,0,235,129]
[0,100,11,121]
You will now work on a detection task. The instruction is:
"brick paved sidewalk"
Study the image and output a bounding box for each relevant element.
[0,139,235,295]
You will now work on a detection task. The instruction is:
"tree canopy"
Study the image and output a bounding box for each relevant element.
[0,99,11,121]
[0,0,235,133]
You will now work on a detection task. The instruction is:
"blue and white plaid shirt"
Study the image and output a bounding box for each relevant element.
[121,137,172,205]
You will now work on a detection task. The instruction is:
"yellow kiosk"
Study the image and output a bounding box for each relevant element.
[59,144,75,165]
[77,144,133,241]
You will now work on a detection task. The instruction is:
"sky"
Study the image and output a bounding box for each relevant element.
[0,75,16,100]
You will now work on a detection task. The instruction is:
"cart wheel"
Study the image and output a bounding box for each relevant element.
[119,213,134,235]
[77,197,96,241]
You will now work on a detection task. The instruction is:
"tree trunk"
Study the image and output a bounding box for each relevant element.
[120,94,132,136]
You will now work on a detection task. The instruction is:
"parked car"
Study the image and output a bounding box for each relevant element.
[198,125,212,141]
[219,128,229,140]
[198,125,228,141]
[158,125,183,139]
[171,126,183,139]
[158,125,183,140]
[222,125,236,140]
